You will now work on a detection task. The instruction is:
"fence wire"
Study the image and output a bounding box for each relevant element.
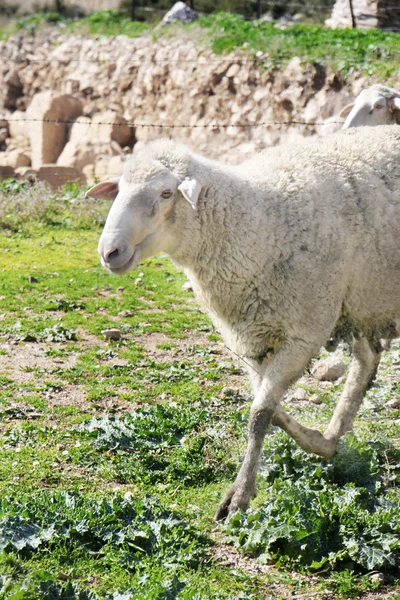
[2,116,343,128]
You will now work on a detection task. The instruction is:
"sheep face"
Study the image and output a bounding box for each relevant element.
[341,88,400,129]
[87,157,201,275]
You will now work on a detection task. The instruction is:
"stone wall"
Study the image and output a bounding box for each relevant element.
[0,28,398,187]
[2,0,121,16]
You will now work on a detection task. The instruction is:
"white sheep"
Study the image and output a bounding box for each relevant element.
[87,126,400,519]
[340,84,400,128]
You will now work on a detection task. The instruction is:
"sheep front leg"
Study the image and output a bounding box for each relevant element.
[215,347,313,520]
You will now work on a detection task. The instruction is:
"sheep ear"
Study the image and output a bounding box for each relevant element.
[339,103,354,118]
[178,177,201,209]
[389,97,400,112]
[85,178,120,200]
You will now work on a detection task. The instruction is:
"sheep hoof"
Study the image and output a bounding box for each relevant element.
[214,483,255,521]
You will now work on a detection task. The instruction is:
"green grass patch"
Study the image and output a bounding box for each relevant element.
[226,431,400,578]
[0,189,400,597]
[196,12,400,78]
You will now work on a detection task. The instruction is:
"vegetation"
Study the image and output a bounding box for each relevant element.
[1,9,400,78]
[0,180,400,598]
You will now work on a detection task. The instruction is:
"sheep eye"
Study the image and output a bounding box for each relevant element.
[161,190,173,199]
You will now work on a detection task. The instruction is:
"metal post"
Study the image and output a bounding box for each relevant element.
[55,0,63,12]
[349,0,356,28]
[256,0,261,19]
[131,0,136,21]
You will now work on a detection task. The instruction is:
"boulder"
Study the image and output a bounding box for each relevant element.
[17,165,86,190]
[8,110,32,140]
[106,155,124,178]
[94,148,124,180]
[161,1,197,25]
[57,114,128,172]
[92,111,134,148]
[26,92,83,169]
[0,149,30,169]
[0,166,15,178]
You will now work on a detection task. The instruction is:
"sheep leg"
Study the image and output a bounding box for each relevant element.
[272,336,380,457]
[271,406,336,458]
[324,336,381,443]
[215,347,313,520]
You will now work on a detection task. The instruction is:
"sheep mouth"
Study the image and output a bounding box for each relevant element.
[107,248,139,275]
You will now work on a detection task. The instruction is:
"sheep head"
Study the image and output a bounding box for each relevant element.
[340,85,400,129]
[86,140,202,274]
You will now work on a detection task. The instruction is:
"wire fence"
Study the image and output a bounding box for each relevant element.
[1,115,343,128]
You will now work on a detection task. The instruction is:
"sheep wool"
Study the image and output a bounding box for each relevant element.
[92,125,400,518]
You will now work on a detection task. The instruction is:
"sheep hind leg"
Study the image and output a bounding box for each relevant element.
[273,336,380,458]
[215,346,314,521]
[324,336,381,444]
[271,407,336,458]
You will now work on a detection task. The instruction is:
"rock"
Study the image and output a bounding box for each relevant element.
[18,165,86,189]
[0,149,30,168]
[161,1,197,25]
[8,110,29,139]
[26,91,83,168]
[118,310,133,318]
[3,69,23,110]
[92,111,134,148]
[386,398,400,410]
[291,388,308,401]
[102,329,122,341]
[82,164,95,185]
[312,356,346,382]
[369,573,385,584]
[310,394,322,405]
[134,278,143,286]
[107,155,124,178]
[0,165,15,178]
[0,128,8,145]
[94,147,124,180]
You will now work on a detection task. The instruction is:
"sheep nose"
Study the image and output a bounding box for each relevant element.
[104,248,119,263]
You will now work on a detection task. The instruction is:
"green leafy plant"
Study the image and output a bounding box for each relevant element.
[225,431,400,572]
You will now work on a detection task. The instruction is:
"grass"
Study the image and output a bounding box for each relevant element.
[196,12,400,78]
[1,10,399,79]
[0,186,400,599]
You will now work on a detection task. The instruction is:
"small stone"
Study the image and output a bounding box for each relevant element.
[28,275,38,283]
[102,328,122,341]
[312,356,346,382]
[310,394,322,405]
[135,278,143,286]
[182,281,193,292]
[117,286,124,292]
[222,387,235,397]
[386,398,400,409]
[291,388,308,401]
[369,573,385,584]
[118,310,133,318]
[56,573,70,581]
